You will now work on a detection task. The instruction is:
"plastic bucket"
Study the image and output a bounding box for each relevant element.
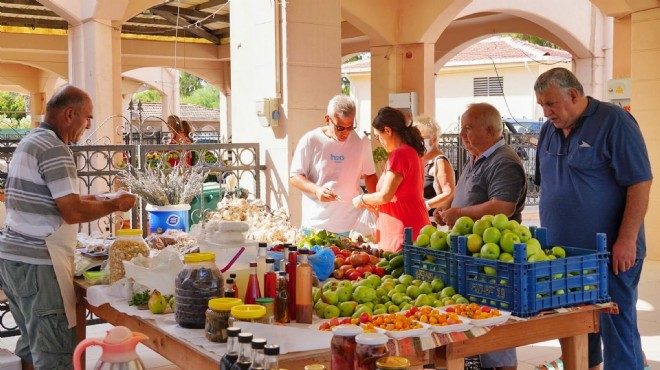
[145,204,191,234]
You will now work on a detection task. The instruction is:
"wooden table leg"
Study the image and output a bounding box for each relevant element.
[75,285,87,368]
[559,334,588,370]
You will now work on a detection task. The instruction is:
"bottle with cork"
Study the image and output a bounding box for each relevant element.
[255,242,268,296]
[295,248,313,324]
[285,245,298,321]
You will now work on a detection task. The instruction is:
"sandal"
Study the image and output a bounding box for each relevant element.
[534,359,563,370]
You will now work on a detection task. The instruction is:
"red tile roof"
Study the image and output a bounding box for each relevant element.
[131,102,220,123]
[342,36,572,73]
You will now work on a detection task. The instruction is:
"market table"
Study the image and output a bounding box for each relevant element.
[74,279,331,369]
[75,278,613,370]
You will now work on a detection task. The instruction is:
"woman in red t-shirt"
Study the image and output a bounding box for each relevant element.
[352,107,430,252]
[166,115,192,167]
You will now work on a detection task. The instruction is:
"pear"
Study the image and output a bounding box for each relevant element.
[148,289,168,314]
[169,296,176,310]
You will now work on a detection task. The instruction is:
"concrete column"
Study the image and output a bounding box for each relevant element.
[370,43,436,119]
[30,92,46,127]
[631,7,660,260]
[573,57,608,100]
[230,0,341,226]
[68,19,121,145]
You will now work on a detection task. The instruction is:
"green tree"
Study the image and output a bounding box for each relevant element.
[133,89,162,102]
[508,34,562,49]
[180,72,203,97]
[0,92,27,119]
[182,84,219,109]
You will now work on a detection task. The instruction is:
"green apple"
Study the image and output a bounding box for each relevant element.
[431,278,445,292]
[388,304,400,313]
[466,233,483,254]
[338,301,358,317]
[551,246,566,259]
[414,233,430,247]
[430,230,449,250]
[420,224,437,237]
[492,213,509,231]
[433,300,444,308]
[506,219,520,230]
[406,285,421,299]
[482,227,502,244]
[481,214,494,223]
[453,216,475,235]
[419,282,433,295]
[314,301,329,318]
[411,279,423,287]
[353,286,377,303]
[498,252,514,262]
[394,284,407,293]
[554,289,565,295]
[500,232,521,253]
[480,242,501,260]
[414,294,433,307]
[483,266,497,275]
[527,252,549,263]
[513,224,532,242]
[440,286,456,298]
[398,274,414,286]
[336,287,352,302]
[472,219,492,236]
[323,290,339,305]
[456,297,469,304]
[391,292,404,305]
[338,280,353,292]
[526,238,543,258]
[312,287,323,303]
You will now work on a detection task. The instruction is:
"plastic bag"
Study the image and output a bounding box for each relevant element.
[308,245,335,281]
[122,247,184,295]
[350,209,378,242]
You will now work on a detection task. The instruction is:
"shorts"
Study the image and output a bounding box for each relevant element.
[479,348,517,367]
[0,259,76,369]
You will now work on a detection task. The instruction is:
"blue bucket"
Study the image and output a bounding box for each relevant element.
[145,204,191,234]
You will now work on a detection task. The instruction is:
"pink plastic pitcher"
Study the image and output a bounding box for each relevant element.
[73,326,148,370]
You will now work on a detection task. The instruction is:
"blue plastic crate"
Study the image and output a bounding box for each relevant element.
[402,228,457,288]
[454,227,610,317]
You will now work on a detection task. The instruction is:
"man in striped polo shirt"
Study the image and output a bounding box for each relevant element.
[0,85,137,370]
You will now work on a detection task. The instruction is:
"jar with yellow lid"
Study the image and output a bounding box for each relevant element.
[108,229,149,284]
[175,252,224,329]
[255,297,275,324]
[205,298,242,343]
[303,364,326,370]
[375,356,410,370]
[228,304,269,326]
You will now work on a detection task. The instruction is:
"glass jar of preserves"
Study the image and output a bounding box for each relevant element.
[205,298,242,343]
[255,297,275,324]
[375,356,410,370]
[108,229,149,284]
[175,252,224,329]
[354,333,390,370]
[331,324,363,370]
[229,304,269,326]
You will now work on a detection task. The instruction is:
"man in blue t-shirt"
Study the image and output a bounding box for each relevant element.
[534,68,653,370]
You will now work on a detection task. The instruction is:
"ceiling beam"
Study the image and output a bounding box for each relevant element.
[153,5,229,23]
[1,0,42,6]
[0,15,68,29]
[151,9,219,44]
[195,0,229,11]
[0,4,59,17]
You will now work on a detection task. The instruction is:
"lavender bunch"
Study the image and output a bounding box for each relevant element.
[118,161,208,206]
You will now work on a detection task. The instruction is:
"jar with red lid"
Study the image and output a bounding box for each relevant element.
[331,325,363,370]
[354,333,390,370]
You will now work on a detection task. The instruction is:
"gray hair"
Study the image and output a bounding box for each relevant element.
[412,115,440,138]
[327,95,356,118]
[534,67,584,96]
[465,103,503,137]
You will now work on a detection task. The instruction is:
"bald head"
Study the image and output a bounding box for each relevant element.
[44,85,93,144]
[463,103,503,138]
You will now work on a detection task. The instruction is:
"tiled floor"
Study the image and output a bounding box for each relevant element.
[1,207,658,369]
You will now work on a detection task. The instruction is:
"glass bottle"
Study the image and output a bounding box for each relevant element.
[224,278,237,298]
[247,338,267,370]
[285,245,297,321]
[244,261,261,304]
[230,273,239,299]
[295,249,313,324]
[279,244,290,273]
[220,327,241,370]
[230,332,253,370]
[263,344,280,370]
[274,271,289,323]
[263,257,277,299]
[255,242,268,297]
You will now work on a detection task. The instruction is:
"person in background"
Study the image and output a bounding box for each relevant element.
[290,95,378,235]
[412,115,455,219]
[167,115,192,144]
[0,85,137,370]
[353,106,430,252]
[534,67,652,370]
[434,102,526,370]
[181,120,193,142]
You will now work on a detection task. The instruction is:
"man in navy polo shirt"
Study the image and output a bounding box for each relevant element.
[534,68,652,370]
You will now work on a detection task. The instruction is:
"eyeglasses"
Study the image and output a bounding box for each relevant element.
[545,129,570,156]
[329,117,356,132]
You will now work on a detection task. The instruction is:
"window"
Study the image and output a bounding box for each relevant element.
[473,77,504,96]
